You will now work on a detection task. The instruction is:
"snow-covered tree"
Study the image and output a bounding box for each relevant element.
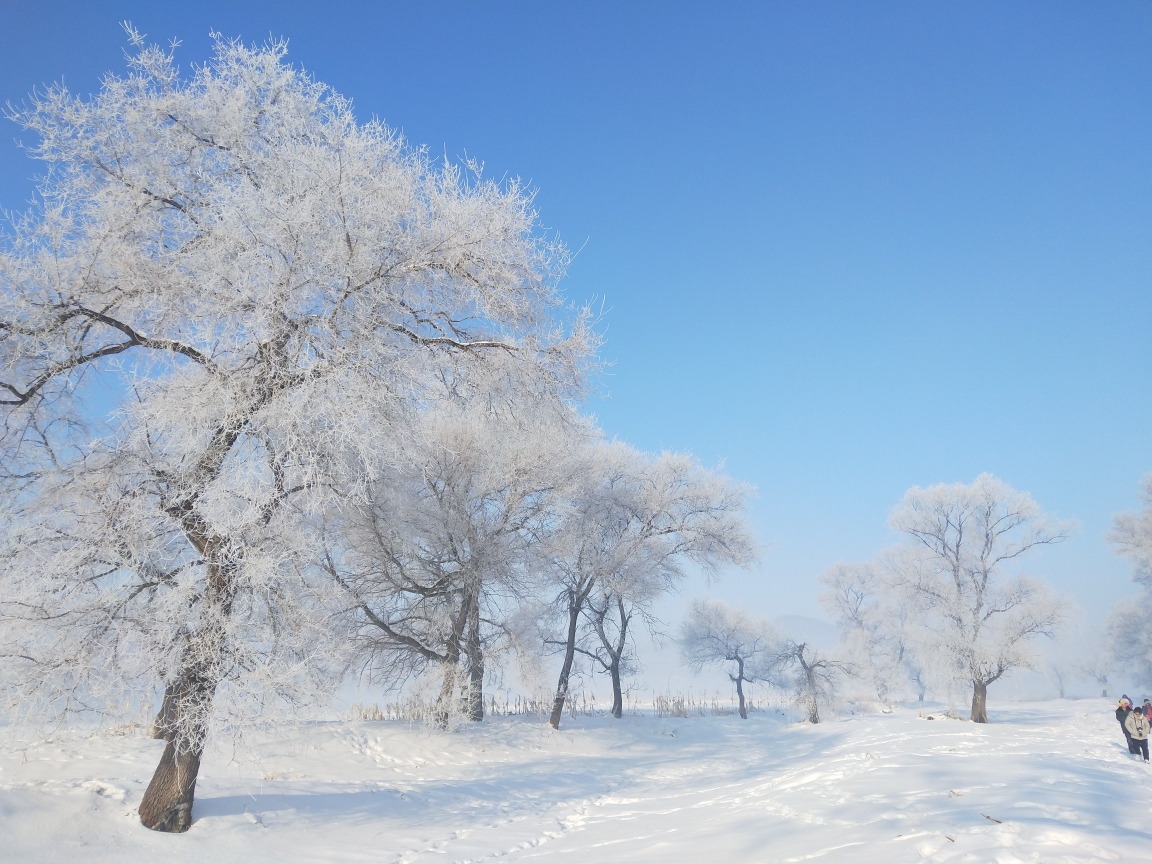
[326,394,589,725]
[783,642,846,724]
[1107,474,1152,689]
[0,32,590,832]
[543,444,755,728]
[578,590,641,716]
[679,600,844,723]
[678,598,782,718]
[1111,474,1152,581]
[887,474,1068,722]
[1105,598,1152,690]
[820,561,925,704]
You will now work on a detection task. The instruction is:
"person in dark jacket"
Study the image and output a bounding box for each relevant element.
[1117,697,1137,754]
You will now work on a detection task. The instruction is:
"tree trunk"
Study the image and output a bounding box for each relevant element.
[140,563,230,833]
[138,737,203,833]
[139,667,216,832]
[609,657,623,719]
[735,658,747,720]
[796,644,821,724]
[607,597,629,719]
[465,591,484,721]
[549,586,586,729]
[140,410,256,830]
[971,679,988,723]
[467,655,484,721]
[152,680,179,740]
[434,660,458,728]
[434,585,473,728]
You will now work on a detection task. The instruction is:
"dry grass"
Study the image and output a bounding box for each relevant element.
[651,693,757,718]
[348,688,782,723]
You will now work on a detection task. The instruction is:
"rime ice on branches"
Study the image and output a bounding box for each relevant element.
[0,29,591,832]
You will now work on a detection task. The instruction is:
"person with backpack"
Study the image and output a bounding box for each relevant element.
[1125,702,1150,762]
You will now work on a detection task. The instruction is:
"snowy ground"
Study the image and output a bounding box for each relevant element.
[2,699,1150,863]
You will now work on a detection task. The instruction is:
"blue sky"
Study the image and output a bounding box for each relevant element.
[2,1,1149,623]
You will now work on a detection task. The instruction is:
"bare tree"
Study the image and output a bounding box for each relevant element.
[328,396,587,725]
[544,445,755,728]
[0,32,590,832]
[887,474,1068,723]
[784,642,846,724]
[678,599,782,719]
[579,589,644,719]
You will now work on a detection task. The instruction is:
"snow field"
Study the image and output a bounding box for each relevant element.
[1,699,1149,863]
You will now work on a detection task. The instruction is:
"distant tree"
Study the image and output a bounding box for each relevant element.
[1035,612,1103,700]
[326,396,586,726]
[1111,474,1152,579]
[678,599,782,719]
[579,589,642,719]
[1105,597,1152,689]
[783,642,847,724]
[887,474,1068,723]
[0,33,589,833]
[544,445,755,728]
[820,561,925,704]
[1108,474,1152,688]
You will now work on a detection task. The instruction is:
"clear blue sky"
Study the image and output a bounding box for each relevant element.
[2,1,1149,622]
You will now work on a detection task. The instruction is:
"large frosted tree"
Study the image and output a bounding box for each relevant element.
[0,32,589,832]
[887,474,1067,722]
